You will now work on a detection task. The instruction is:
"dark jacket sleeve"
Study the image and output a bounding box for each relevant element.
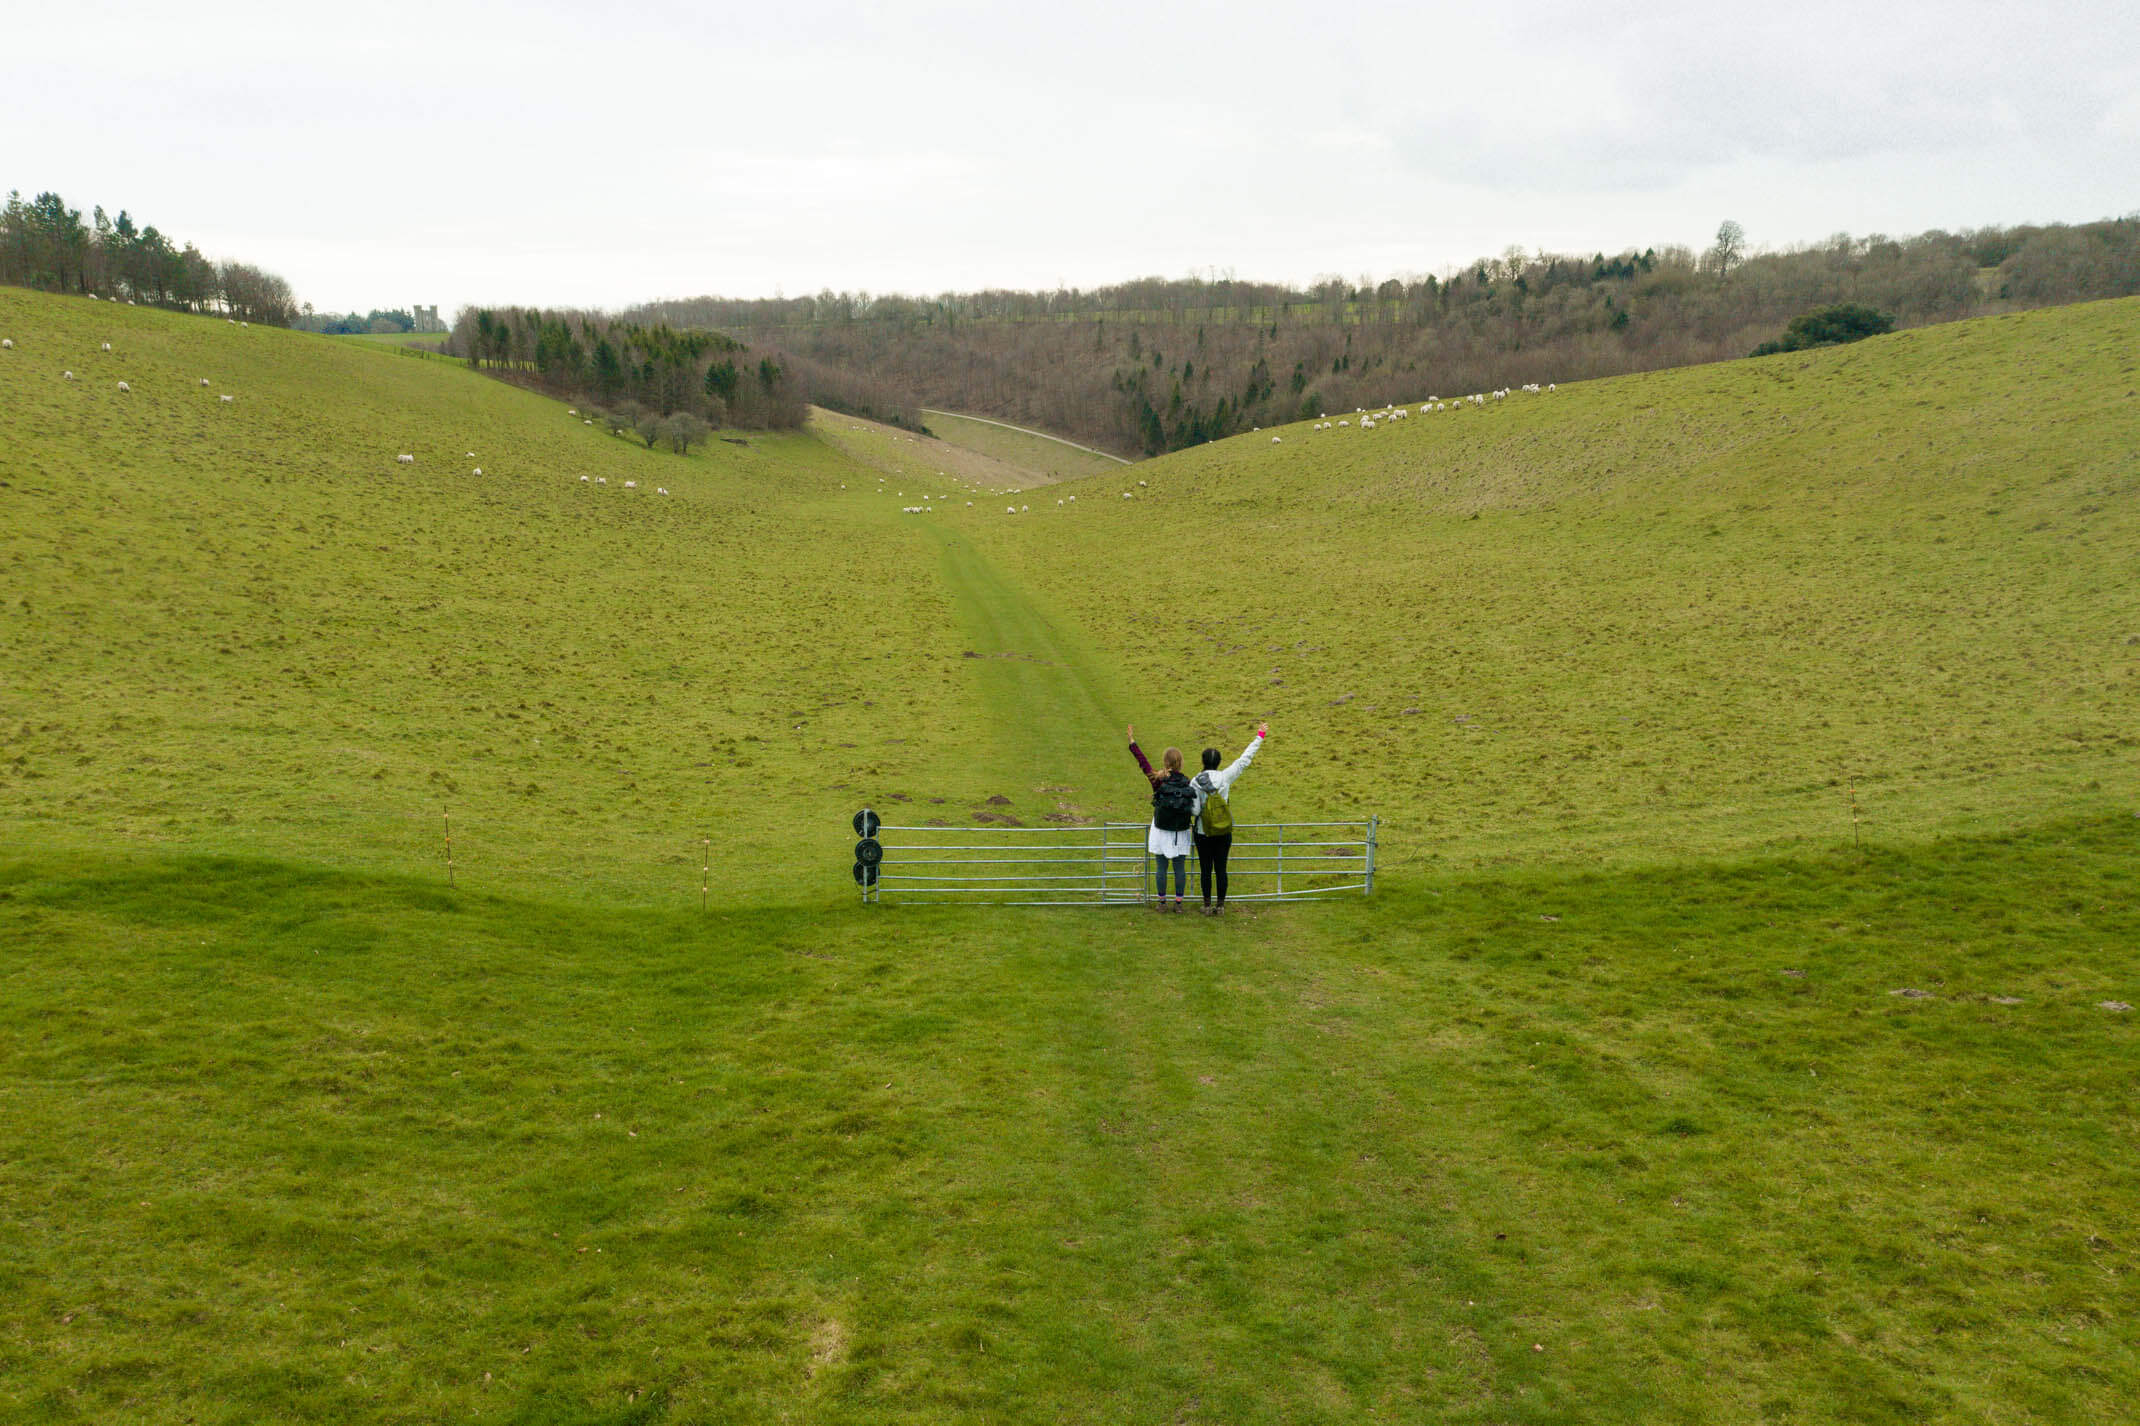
[1129,740,1159,787]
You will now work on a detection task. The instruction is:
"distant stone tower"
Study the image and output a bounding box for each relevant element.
[412,304,444,334]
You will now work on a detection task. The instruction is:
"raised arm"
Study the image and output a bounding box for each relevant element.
[1211,723,1268,794]
[1127,726,1156,782]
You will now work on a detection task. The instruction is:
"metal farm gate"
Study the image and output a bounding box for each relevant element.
[849,810,1377,906]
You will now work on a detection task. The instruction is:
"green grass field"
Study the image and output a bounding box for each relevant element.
[3,285,2137,1422]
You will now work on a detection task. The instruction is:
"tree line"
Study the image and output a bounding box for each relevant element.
[445,305,923,434]
[624,214,2140,456]
[1,189,299,324]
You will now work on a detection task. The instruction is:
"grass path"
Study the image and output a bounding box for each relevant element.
[926,527,1143,825]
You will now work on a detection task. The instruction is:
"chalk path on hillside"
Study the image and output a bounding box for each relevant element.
[921,408,1132,465]
[926,528,1134,821]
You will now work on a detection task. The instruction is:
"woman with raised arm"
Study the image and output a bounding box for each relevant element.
[1190,723,1268,915]
[1127,723,1197,912]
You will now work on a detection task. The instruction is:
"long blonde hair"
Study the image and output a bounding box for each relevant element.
[1162,747,1183,773]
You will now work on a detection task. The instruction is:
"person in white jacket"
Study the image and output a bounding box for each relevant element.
[1190,724,1267,915]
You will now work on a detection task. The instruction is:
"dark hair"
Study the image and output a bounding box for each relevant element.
[1201,747,1221,769]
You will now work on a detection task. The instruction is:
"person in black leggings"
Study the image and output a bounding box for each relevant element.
[1194,818,1232,909]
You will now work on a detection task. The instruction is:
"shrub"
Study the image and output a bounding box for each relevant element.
[1752,302,1894,356]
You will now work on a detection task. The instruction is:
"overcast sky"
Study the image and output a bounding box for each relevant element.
[8,0,2136,314]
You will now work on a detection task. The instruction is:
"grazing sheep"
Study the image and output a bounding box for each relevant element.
[1271,435,1282,443]
[64,370,74,380]
[579,475,590,482]
[595,477,607,484]
[1067,495,1075,502]
[658,487,669,495]
[89,294,100,301]
[1138,479,1148,487]
[1,339,12,349]
[101,342,112,352]
[472,467,482,476]
[1021,504,1029,512]
[568,408,578,415]
[624,480,637,489]
[116,381,130,393]
[1338,419,1348,426]
[219,394,234,403]
[1122,491,1132,499]
[199,377,210,386]
[1006,505,1017,513]
[465,451,476,457]
[396,453,414,464]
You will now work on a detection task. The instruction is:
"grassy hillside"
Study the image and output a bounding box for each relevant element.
[0,289,1019,903]
[4,286,2138,1422]
[946,299,2140,873]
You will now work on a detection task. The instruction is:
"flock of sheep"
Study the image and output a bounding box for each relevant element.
[1301,383,1556,435]
[1,331,239,405]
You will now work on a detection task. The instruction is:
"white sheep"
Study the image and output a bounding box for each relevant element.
[465,451,476,457]
[396,453,414,464]
[472,467,482,476]
[101,342,112,352]
[579,475,590,482]
[1021,504,1029,512]
[1122,491,1132,499]
[1,339,12,349]
[89,294,100,301]
[64,370,74,380]
[219,394,234,403]
[1006,505,1016,514]
[1271,435,1281,443]
[595,477,607,484]
[1138,479,1148,487]
[199,377,210,386]
[658,487,669,495]
[583,420,592,425]
[624,480,637,489]
[568,408,578,415]
[116,381,130,393]
[1067,495,1075,502]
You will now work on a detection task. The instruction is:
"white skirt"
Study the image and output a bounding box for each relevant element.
[1147,823,1193,858]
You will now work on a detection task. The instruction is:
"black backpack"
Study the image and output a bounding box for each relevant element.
[1152,772,1196,831]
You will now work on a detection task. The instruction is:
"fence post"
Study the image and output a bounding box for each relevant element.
[442,805,454,887]
[1276,823,1286,896]
[1365,816,1378,896]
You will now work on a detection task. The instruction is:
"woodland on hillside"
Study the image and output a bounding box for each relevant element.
[627,216,2140,456]
[0,189,299,324]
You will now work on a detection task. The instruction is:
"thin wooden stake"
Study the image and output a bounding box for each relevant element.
[1848,779,1860,854]
[443,804,455,886]
[700,837,710,913]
